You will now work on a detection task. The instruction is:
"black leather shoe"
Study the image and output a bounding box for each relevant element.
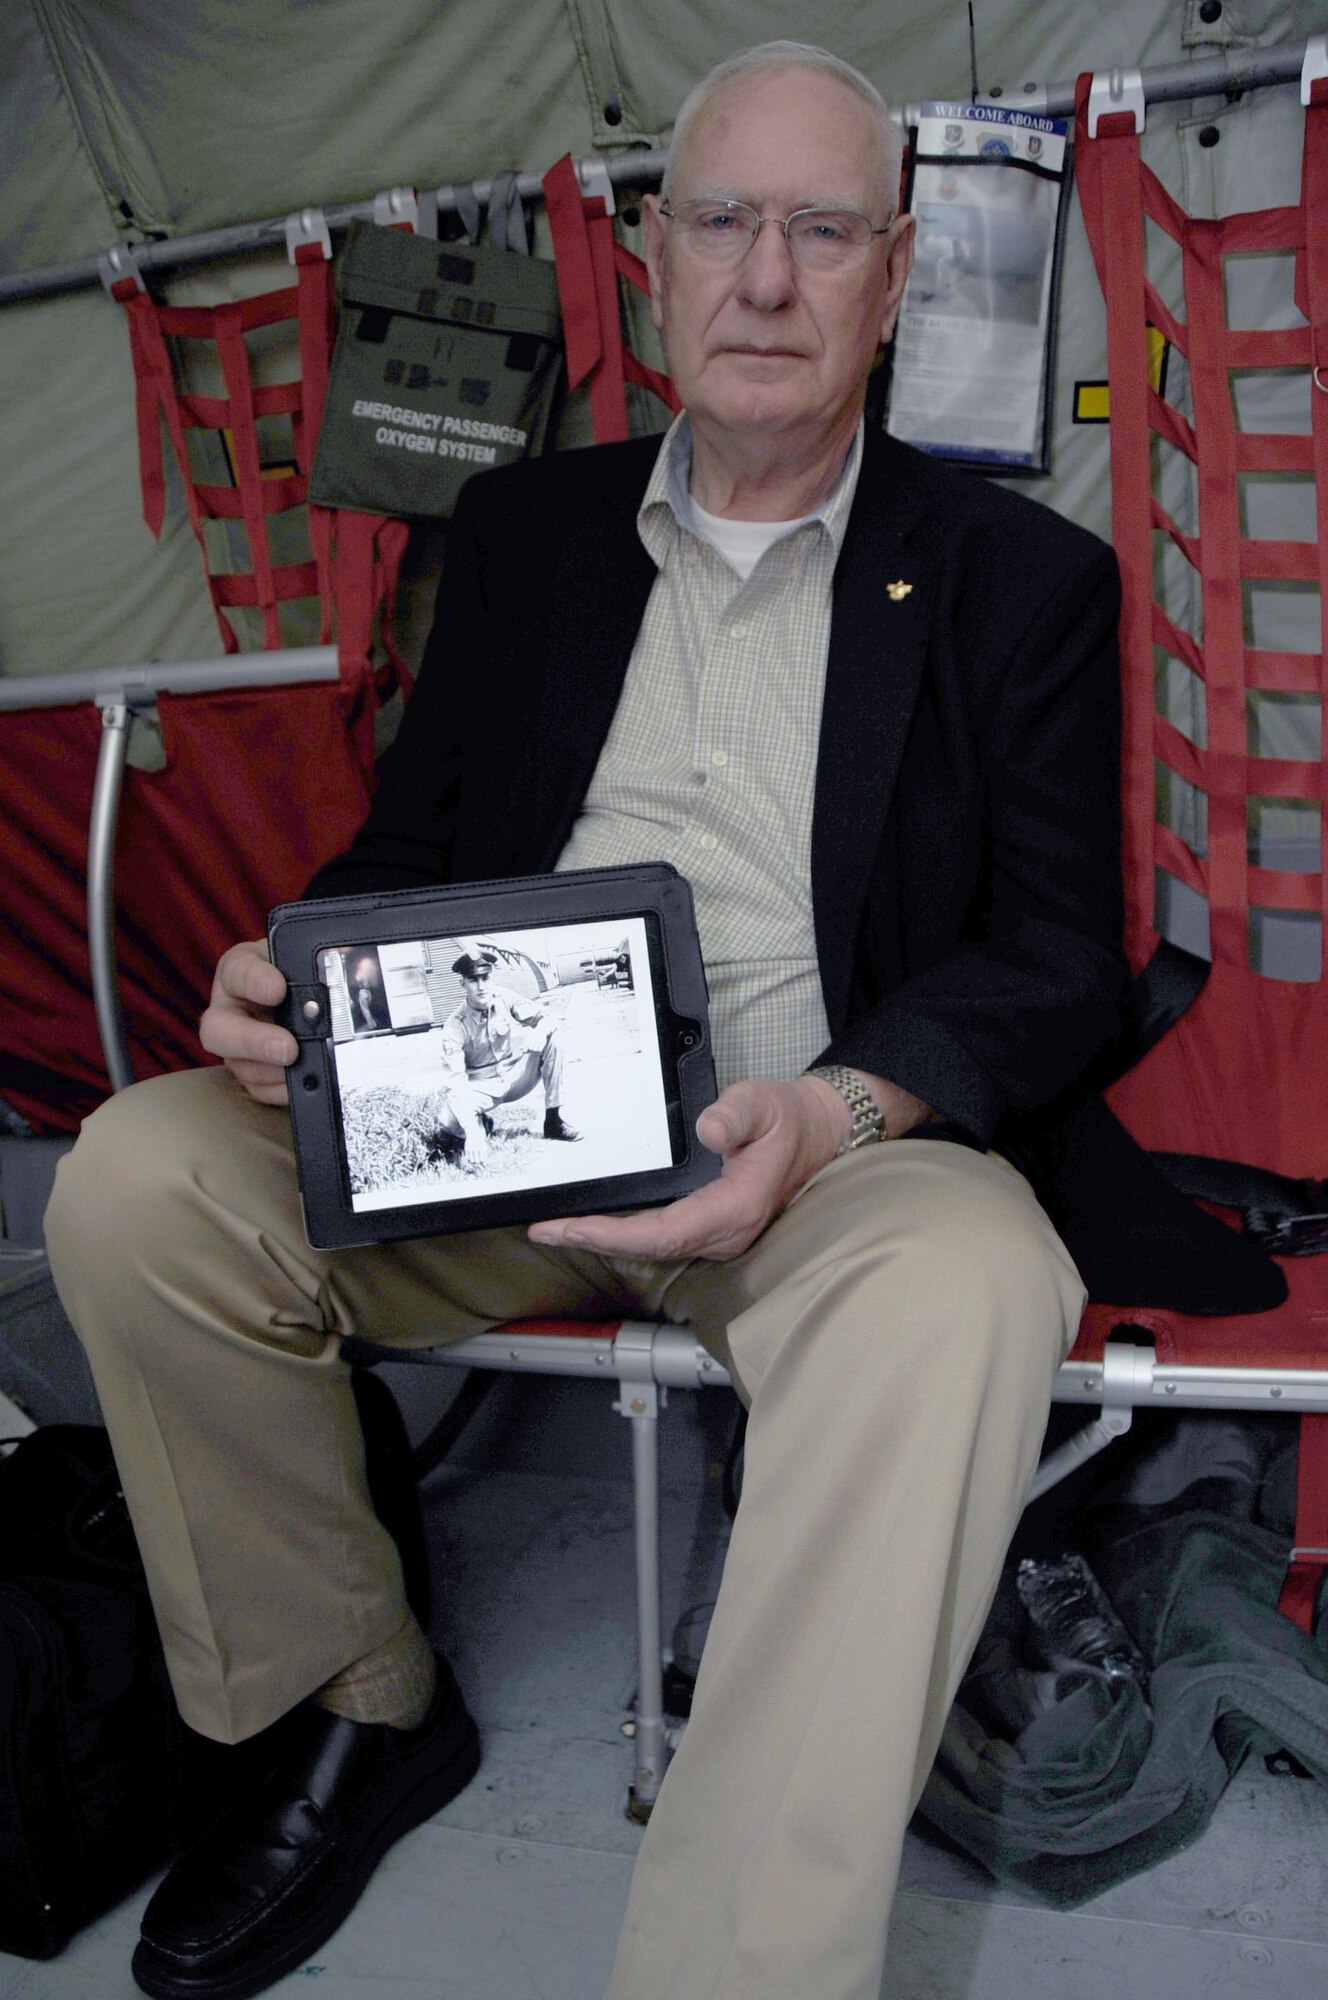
[543,1108,580,1141]
[132,1660,480,2000]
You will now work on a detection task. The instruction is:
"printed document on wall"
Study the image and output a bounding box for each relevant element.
[888,103,1071,472]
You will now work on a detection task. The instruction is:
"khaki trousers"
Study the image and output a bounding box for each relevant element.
[45,1064,1084,2000]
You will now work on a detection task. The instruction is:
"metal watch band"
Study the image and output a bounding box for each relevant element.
[806,1064,887,1154]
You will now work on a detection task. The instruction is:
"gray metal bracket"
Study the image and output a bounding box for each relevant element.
[373,186,419,230]
[1027,1339,1149,1502]
[98,243,145,296]
[1087,66,1147,136]
[612,1320,669,1817]
[577,158,616,217]
[284,206,332,262]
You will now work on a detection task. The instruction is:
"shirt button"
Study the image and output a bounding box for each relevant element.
[699,833,718,852]
[729,622,747,640]
[711,749,729,768]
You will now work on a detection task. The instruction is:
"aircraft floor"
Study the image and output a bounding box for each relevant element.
[1,1352,1327,1999]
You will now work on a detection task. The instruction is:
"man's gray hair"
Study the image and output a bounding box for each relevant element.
[662,41,903,212]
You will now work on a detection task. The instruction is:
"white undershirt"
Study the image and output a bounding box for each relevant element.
[688,497,820,582]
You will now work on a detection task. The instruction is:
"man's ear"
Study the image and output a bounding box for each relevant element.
[878,212,916,346]
[642,193,667,334]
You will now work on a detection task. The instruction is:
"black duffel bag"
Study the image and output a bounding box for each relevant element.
[0,1425,183,1958]
[0,1381,428,1959]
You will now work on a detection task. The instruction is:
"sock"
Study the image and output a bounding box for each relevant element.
[314,1616,437,1730]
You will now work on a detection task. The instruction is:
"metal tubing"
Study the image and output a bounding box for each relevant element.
[0,36,1313,309]
[0,645,339,714]
[1054,1356,1328,1411]
[1027,1411,1134,1502]
[407,1330,621,1378]
[87,704,136,1092]
[646,1324,732,1389]
[961,39,1309,121]
[0,150,668,308]
[406,1321,737,1391]
[9,645,337,1090]
[627,1402,668,1813]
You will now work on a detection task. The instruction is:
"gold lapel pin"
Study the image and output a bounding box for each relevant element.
[886,580,913,602]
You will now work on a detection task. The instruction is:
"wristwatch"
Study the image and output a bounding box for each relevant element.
[806,1064,888,1154]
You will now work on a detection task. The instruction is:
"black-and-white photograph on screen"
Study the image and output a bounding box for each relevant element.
[318,916,672,1213]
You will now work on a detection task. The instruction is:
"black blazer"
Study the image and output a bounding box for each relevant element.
[310,428,1284,1316]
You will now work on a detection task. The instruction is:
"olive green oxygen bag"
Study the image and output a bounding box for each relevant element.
[309,214,563,520]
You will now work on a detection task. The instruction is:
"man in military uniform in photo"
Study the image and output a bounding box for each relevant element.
[429,949,579,1157]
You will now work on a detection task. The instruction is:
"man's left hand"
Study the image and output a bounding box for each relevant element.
[528,1074,849,1262]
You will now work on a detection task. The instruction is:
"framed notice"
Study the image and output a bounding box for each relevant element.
[887,101,1072,473]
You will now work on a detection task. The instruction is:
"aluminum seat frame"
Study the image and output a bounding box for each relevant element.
[397,1311,1328,1814]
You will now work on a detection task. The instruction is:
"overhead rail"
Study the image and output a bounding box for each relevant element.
[0,36,1319,310]
[903,32,1321,128]
[0,151,665,309]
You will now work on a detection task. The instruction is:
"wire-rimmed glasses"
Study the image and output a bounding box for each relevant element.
[659,198,895,271]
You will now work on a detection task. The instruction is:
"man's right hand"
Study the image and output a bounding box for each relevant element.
[199,939,297,1106]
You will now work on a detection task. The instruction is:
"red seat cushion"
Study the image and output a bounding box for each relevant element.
[1071,1250,1328,1368]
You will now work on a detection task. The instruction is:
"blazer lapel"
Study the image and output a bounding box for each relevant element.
[514,464,658,872]
[811,433,938,1028]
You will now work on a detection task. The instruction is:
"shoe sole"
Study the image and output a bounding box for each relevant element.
[130,1716,481,2000]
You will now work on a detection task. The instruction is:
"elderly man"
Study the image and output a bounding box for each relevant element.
[48,39,1138,2000]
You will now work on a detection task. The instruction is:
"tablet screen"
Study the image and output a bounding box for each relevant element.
[317,914,675,1214]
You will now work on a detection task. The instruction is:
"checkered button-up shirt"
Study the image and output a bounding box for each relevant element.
[556,415,863,1090]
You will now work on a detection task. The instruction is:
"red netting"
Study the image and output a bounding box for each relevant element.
[1073,78,1328,1181]
[1071,79,1328,1630]
[112,250,409,673]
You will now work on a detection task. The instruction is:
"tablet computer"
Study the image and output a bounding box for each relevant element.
[268,863,718,1248]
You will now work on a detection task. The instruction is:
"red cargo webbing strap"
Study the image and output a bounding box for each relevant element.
[542,154,680,443]
[1278,1413,1328,1634]
[214,302,283,647]
[1072,87,1156,970]
[1073,77,1328,970]
[326,509,413,704]
[1186,208,1251,969]
[1303,80,1328,936]
[294,243,336,643]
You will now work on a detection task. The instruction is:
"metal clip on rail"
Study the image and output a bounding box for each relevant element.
[1087,66,1146,137]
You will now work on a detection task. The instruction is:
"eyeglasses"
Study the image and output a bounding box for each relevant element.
[659,198,894,270]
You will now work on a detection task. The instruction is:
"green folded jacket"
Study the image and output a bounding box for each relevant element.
[917,1419,1328,1903]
